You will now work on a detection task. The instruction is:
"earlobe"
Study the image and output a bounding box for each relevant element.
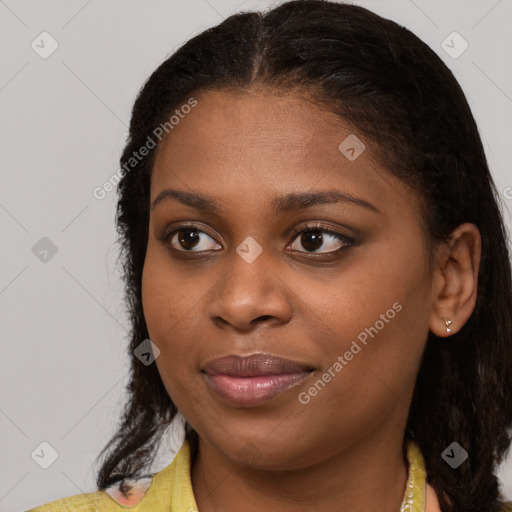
[430,317,455,338]
[428,223,482,338]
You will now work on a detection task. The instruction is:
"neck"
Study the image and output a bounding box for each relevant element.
[191,430,409,512]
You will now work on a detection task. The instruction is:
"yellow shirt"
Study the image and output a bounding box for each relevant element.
[26,439,512,512]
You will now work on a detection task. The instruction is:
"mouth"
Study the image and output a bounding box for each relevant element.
[202,353,315,407]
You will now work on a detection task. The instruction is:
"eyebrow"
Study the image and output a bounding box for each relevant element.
[151,188,380,214]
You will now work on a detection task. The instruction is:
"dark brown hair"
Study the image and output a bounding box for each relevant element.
[95,2,512,511]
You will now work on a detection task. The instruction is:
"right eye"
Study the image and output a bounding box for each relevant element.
[163,226,222,252]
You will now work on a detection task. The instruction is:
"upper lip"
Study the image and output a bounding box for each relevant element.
[202,353,313,377]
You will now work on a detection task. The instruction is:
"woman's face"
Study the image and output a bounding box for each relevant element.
[142,87,436,469]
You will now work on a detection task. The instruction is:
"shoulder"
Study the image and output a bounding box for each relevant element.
[26,441,194,511]
[26,476,153,511]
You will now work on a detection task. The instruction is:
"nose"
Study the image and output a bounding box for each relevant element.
[207,247,293,331]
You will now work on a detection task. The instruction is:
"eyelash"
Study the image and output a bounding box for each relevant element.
[160,221,355,258]
[289,222,355,254]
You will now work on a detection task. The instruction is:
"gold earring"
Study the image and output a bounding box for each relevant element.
[445,320,452,333]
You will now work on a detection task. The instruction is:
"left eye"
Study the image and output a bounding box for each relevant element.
[289,226,352,254]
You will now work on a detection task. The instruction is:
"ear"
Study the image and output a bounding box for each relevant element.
[429,223,482,337]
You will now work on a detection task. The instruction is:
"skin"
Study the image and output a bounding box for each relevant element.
[141,86,481,512]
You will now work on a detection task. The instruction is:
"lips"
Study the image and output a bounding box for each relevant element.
[202,353,314,407]
[203,353,313,376]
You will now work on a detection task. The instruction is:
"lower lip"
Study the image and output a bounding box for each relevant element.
[204,372,312,407]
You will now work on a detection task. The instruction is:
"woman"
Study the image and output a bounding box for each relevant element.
[28,1,512,511]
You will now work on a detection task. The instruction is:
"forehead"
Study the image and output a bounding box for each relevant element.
[155,87,365,164]
[150,87,415,219]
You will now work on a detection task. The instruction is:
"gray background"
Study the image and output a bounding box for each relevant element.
[1,0,511,510]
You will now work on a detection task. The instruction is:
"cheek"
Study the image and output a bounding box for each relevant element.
[141,262,199,413]
[141,251,188,375]
[309,237,432,398]
[300,237,430,346]
[141,241,195,337]
[141,245,210,394]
